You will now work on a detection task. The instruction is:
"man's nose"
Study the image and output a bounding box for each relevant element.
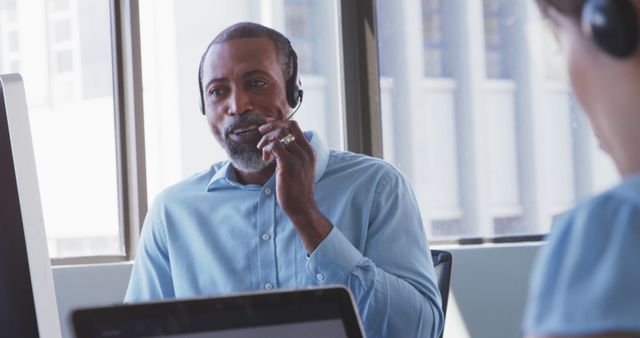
[227,89,252,115]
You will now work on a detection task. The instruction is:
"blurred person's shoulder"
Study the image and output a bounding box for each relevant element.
[523,174,640,335]
[562,173,640,236]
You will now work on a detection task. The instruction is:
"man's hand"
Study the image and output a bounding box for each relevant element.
[257,120,333,254]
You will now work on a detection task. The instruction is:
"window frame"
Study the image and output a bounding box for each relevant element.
[339,0,383,158]
[51,0,146,265]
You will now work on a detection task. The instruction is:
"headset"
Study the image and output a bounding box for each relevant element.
[581,0,639,58]
[198,40,304,115]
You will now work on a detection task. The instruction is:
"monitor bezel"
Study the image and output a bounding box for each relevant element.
[1,73,62,338]
[73,286,365,338]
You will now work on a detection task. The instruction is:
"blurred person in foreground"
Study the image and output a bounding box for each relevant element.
[523,0,640,337]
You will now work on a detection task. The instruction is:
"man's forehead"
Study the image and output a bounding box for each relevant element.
[204,37,278,73]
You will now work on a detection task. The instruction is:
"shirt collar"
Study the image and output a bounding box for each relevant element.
[206,130,330,191]
[207,161,235,191]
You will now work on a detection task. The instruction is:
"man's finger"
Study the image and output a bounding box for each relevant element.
[284,120,313,154]
[258,120,288,134]
[257,128,291,149]
[268,138,295,164]
[259,120,305,144]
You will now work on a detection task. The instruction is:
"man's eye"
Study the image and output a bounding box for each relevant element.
[208,88,225,97]
[249,80,267,88]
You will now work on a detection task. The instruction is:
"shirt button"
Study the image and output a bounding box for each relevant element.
[264,188,272,195]
[261,233,271,241]
[265,282,273,290]
[316,273,325,281]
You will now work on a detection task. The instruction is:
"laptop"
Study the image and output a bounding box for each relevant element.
[72,286,366,338]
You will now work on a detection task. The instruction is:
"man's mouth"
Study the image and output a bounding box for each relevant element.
[231,124,259,135]
[227,123,263,143]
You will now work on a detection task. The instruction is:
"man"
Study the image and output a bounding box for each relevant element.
[125,22,443,338]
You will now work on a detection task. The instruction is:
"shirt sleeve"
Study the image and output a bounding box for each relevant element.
[124,198,175,302]
[306,169,444,338]
[522,192,640,336]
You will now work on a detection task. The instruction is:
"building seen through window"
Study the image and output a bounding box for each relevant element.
[422,0,448,77]
[483,0,512,79]
[284,0,316,74]
[377,0,618,241]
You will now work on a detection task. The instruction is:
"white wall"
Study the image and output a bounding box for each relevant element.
[52,243,541,338]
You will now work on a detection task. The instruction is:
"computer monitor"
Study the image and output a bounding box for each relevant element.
[73,286,365,338]
[0,74,62,338]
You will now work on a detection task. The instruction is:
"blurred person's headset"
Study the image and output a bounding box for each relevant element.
[198,39,303,115]
[581,0,639,58]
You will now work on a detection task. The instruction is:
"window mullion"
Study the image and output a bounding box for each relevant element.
[339,0,383,158]
[109,0,146,261]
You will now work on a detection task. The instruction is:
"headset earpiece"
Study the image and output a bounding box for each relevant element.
[198,55,206,115]
[581,0,639,58]
[286,45,303,109]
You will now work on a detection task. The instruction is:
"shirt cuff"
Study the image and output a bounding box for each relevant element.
[306,227,364,284]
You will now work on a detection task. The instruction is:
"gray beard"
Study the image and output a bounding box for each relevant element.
[223,137,273,172]
[219,114,274,173]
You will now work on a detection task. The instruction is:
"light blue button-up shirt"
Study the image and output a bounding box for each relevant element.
[125,131,444,338]
[523,173,640,335]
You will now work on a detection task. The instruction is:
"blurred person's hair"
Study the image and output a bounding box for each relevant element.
[535,0,587,19]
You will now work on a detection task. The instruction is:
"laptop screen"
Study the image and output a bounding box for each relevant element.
[73,286,365,338]
[153,319,347,338]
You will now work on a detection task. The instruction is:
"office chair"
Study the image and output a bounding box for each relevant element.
[431,249,453,338]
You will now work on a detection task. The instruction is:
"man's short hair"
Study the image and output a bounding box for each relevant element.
[198,22,294,88]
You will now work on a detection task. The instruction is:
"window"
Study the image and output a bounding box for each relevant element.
[8,30,19,52]
[54,20,72,42]
[376,0,618,241]
[1,0,623,263]
[285,0,312,73]
[422,0,447,77]
[55,49,74,73]
[3,0,17,22]
[1,1,20,73]
[9,60,19,73]
[0,0,120,258]
[139,0,344,203]
[483,0,509,79]
[52,0,70,11]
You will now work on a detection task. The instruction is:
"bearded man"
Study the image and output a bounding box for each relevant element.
[125,22,443,338]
